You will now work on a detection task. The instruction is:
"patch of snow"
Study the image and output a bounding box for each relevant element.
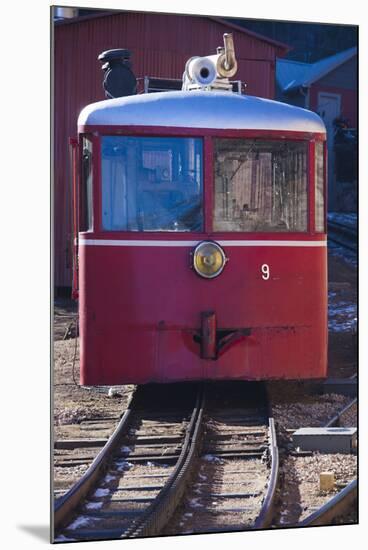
[66,515,94,530]
[188,498,203,508]
[85,501,103,510]
[114,460,133,471]
[103,474,116,484]
[278,509,295,525]
[203,454,224,464]
[108,387,121,398]
[184,512,193,518]
[93,488,110,497]
[328,291,357,333]
[328,244,357,268]
[54,535,77,542]
[120,446,131,454]
[146,461,169,468]
[328,212,357,230]
[198,474,207,481]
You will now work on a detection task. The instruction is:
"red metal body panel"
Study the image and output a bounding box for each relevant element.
[78,126,327,384]
[53,12,288,287]
[69,138,79,299]
[79,125,326,141]
[79,241,327,384]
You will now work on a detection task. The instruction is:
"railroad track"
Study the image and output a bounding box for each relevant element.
[53,381,279,541]
[328,220,357,252]
[298,479,357,527]
[164,381,278,535]
[54,382,203,541]
[325,396,357,428]
[54,415,124,497]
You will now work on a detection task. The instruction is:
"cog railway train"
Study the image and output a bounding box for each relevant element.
[71,34,327,386]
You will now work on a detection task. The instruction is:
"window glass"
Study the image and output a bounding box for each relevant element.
[315,141,325,232]
[81,137,93,231]
[101,136,203,232]
[214,139,308,232]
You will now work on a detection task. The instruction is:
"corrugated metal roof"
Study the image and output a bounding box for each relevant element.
[277,47,357,92]
[79,90,326,133]
[276,59,310,92]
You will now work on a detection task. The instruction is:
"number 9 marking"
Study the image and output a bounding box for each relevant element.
[261,264,270,280]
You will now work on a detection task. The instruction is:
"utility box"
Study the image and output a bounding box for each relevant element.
[292,427,357,454]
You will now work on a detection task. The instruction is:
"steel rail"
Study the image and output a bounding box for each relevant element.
[123,384,205,538]
[329,236,357,252]
[325,397,357,428]
[328,221,357,252]
[253,417,279,529]
[328,220,357,237]
[298,479,357,527]
[53,390,136,532]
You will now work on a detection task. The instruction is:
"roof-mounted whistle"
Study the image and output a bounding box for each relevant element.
[182,33,239,92]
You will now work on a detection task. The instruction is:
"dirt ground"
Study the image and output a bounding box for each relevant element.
[274,453,357,526]
[53,300,134,448]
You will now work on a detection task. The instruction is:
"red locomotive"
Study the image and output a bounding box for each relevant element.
[72,34,327,385]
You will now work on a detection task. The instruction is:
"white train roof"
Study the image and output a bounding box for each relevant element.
[78,90,326,134]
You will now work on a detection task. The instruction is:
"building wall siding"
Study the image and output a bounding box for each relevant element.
[310,85,357,127]
[317,57,357,90]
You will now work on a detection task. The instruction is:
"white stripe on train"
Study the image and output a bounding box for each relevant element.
[79,239,327,247]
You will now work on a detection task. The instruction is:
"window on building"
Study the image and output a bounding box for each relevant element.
[101,136,203,232]
[213,139,308,232]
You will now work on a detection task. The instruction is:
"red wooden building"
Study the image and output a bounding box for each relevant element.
[276,48,357,133]
[276,47,357,210]
[53,10,289,290]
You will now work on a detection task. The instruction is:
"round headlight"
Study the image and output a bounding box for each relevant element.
[193,241,227,279]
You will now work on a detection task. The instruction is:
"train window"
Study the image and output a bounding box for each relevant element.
[315,142,325,232]
[101,136,203,232]
[213,140,308,232]
[80,137,93,231]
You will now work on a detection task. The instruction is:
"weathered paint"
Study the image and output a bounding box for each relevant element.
[78,122,327,384]
[79,240,327,384]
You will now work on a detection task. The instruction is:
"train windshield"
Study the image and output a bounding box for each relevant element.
[101,136,203,231]
[213,139,308,232]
